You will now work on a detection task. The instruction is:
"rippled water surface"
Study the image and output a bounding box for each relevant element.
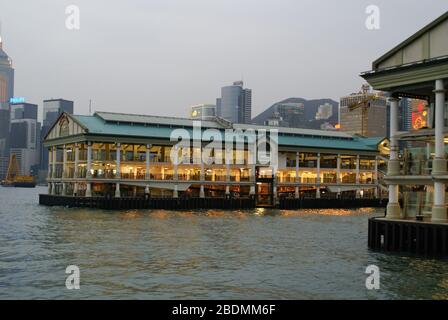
[1,187,448,299]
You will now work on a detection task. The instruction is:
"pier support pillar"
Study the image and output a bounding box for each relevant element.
[173,185,178,198]
[432,79,447,222]
[115,183,120,198]
[249,185,255,196]
[386,97,402,219]
[86,183,92,197]
[200,185,205,198]
[295,186,299,199]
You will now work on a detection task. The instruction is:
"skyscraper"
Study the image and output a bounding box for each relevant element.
[0,37,14,179]
[217,81,252,124]
[10,103,39,176]
[40,99,74,173]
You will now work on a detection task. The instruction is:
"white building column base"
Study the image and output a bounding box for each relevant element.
[86,183,92,197]
[225,185,230,195]
[73,183,78,196]
[200,185,205,198]
[431,205,448,223]
[386,202,402,219]
[115,183,120,198]
[249,185,255,196]
[145,185,150,195]
[295,186,299,199]
[173,185,179,198]
[316,187,320,199]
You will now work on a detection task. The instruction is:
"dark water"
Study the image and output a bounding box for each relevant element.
[1,187,448,300]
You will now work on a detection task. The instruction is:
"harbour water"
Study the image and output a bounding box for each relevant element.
[1,187,447,300]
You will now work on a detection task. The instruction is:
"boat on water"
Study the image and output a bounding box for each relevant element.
[1,155,37,188]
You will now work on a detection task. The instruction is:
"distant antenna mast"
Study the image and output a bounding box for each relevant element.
[89,99,92,115]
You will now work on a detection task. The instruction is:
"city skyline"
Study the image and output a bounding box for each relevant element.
[0,0,447,121]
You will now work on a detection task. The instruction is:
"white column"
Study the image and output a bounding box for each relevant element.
[115,182,120,198]
[200,146,205,198]
[336,154,341,198]
[85,142,92,197]
[86,142,92,178]
[115,143,121,179]
[74,143,79,178]
[145,144,151,180]
[62,145,67,195]
[316,153,321,199]
[86,182,92,197]
[432,79,447,222]
[73,182,78,196]
[356,155,361,199]
[386,97,402,219]
[173,145,179,198]
[47,147,52,180]
[51,147,57,179]
[250,163,256,196]
[225,163,231,195]
[295,152,300,199]
[374,156,379,199]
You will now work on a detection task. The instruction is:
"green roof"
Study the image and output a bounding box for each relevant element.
[70,113,383,152]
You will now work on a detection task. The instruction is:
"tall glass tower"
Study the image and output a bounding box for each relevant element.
[0,37,15,179]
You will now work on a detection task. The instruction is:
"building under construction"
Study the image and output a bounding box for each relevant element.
[339,85,388,137]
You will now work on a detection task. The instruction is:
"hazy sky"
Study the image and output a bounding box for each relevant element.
[0,0,447,121]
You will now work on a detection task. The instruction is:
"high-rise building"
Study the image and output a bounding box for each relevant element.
[10,103,39,175]
[190,104,216,121]
[339,87,387,137]
[40,99,74,173]
[217,81,252,124]
[0,37,14,179]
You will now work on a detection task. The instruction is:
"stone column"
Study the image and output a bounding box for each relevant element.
[250,164,256,196]
[74,143,79,178]
[86,142,92,197]
[115,182,120,198]
[86,142,92,178]
[432,80,447,222]
[295,151,300,199]
[173,145,179,198]
[62,145,67,195]
[52,146,57,179]
[336,154,341,198]
[145,144,151,180]
[200,146,205,198]
[374,156,379,199]
[386,97,402,219]
[115,143,121,179]
[316,153,321,199]
[356,155,361,199]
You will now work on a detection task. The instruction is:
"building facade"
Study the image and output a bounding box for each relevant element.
[217,81,252,124]
[339,90,387,137]
[10,103,39,175]
[190,104,216,121]
[40,99,74,174]
[0,39,14,179]
[42,111,388,206]
[362,11,448,222]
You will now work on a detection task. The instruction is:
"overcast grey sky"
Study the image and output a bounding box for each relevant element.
[0,0,447,120]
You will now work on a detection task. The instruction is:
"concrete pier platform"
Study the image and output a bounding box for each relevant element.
[368,217,448,257]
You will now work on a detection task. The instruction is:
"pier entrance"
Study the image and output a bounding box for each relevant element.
[255,167,274,207]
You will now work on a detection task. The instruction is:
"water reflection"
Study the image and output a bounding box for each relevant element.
[0,187,447,299]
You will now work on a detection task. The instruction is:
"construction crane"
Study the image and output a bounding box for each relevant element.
[347,84,380,137]
[1,154,36,188]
